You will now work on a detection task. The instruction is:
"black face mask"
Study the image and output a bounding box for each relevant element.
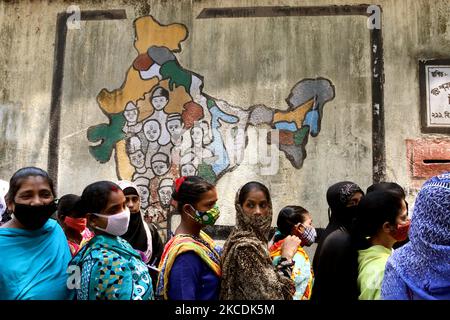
[13,201,57,230]
[331,205,359,229]
[340,205,359,229]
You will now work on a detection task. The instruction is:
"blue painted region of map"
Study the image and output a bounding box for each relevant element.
[209,106,239,175]
[303,110,320,136]
[211,105,239,124]
[274,121,298,132]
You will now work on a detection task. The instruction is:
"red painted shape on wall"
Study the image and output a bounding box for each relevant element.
[133,53,154,71]
[182,101,204,129]
[278,130,295,145]
[406,138,450,180]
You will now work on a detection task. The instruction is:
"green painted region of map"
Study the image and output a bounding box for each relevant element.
[87,113,126,163]
[207,98,216,109]
[198,162,217,184]
[294,126,310,146]
[160,60,192,93]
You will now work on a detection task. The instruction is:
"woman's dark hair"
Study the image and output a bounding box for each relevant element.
[274,205,309,242]
[57,194,81,219]
[6,167,55,203]
[366,182,408,213]
[238,181,272,207]
[122,187,139,197]
[172,176,215,213]
[74,181,122,217]
[353,190,405,249]
[366,182,406,199]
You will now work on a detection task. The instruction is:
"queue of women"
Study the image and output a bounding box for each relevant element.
[0,166,448,300]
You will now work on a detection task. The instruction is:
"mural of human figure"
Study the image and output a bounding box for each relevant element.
[133,177,151,211]
[150,152,170,177]
[179,152,199,176]
[180,163,197,177]
[166,113,183,145]
[147,155,178,242]
[126,136,149,180]
[122,101,143,136]
[207,103,239,175]
[158,178,174,211]
[143,119,161,169]
[145,177,173,244]
[188,122,216,165]
[149,87,171,146]
[166,113,183,165]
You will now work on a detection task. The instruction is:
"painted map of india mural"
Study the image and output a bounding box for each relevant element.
[87,16,335,239]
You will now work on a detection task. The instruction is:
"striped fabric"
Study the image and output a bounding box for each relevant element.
[155,230,221,299]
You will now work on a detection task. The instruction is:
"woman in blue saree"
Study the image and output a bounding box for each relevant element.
[0,167,73,300]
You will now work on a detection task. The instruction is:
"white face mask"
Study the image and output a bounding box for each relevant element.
[93,207,130,236]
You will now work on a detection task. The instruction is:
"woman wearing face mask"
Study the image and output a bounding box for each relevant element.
[0,167,73,300]
[311,181,364,302]
[269,206,315,300]
[220,182,300,300]
[68,181,153,300]
[353,191,409,300]
[57,194,94,256]
[155,176,222,300]
[381,173,450,300]
[366,182,410,250]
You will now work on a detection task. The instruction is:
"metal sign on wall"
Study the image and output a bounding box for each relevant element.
[420,59,450,133]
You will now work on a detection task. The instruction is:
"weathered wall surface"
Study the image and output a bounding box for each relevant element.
[1,0,449,245]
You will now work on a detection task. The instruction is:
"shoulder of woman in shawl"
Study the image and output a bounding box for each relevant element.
[229,238,269,260]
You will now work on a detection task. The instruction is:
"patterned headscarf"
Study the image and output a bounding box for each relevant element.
[326,181,364,227]
[220,189,294,300]
[381,172,450,300]
[234,189,273,242]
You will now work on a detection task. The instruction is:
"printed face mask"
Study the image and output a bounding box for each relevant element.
[13,201,57,230]
[188,204,221,226]
[298,224,317,247]
[93,208,130,236]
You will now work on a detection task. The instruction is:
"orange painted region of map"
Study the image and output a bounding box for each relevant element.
[134,16,188,54]
[116,139,135,180]
[97,67,158,115]
[273,97,315,128]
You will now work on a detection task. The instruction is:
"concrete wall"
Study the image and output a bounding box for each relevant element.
[1,0,449,247]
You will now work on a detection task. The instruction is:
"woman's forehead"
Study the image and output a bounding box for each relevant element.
[17,176,51,191]
[107,190,125,204]
[199,188,217,201]
[245,189,268,201]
